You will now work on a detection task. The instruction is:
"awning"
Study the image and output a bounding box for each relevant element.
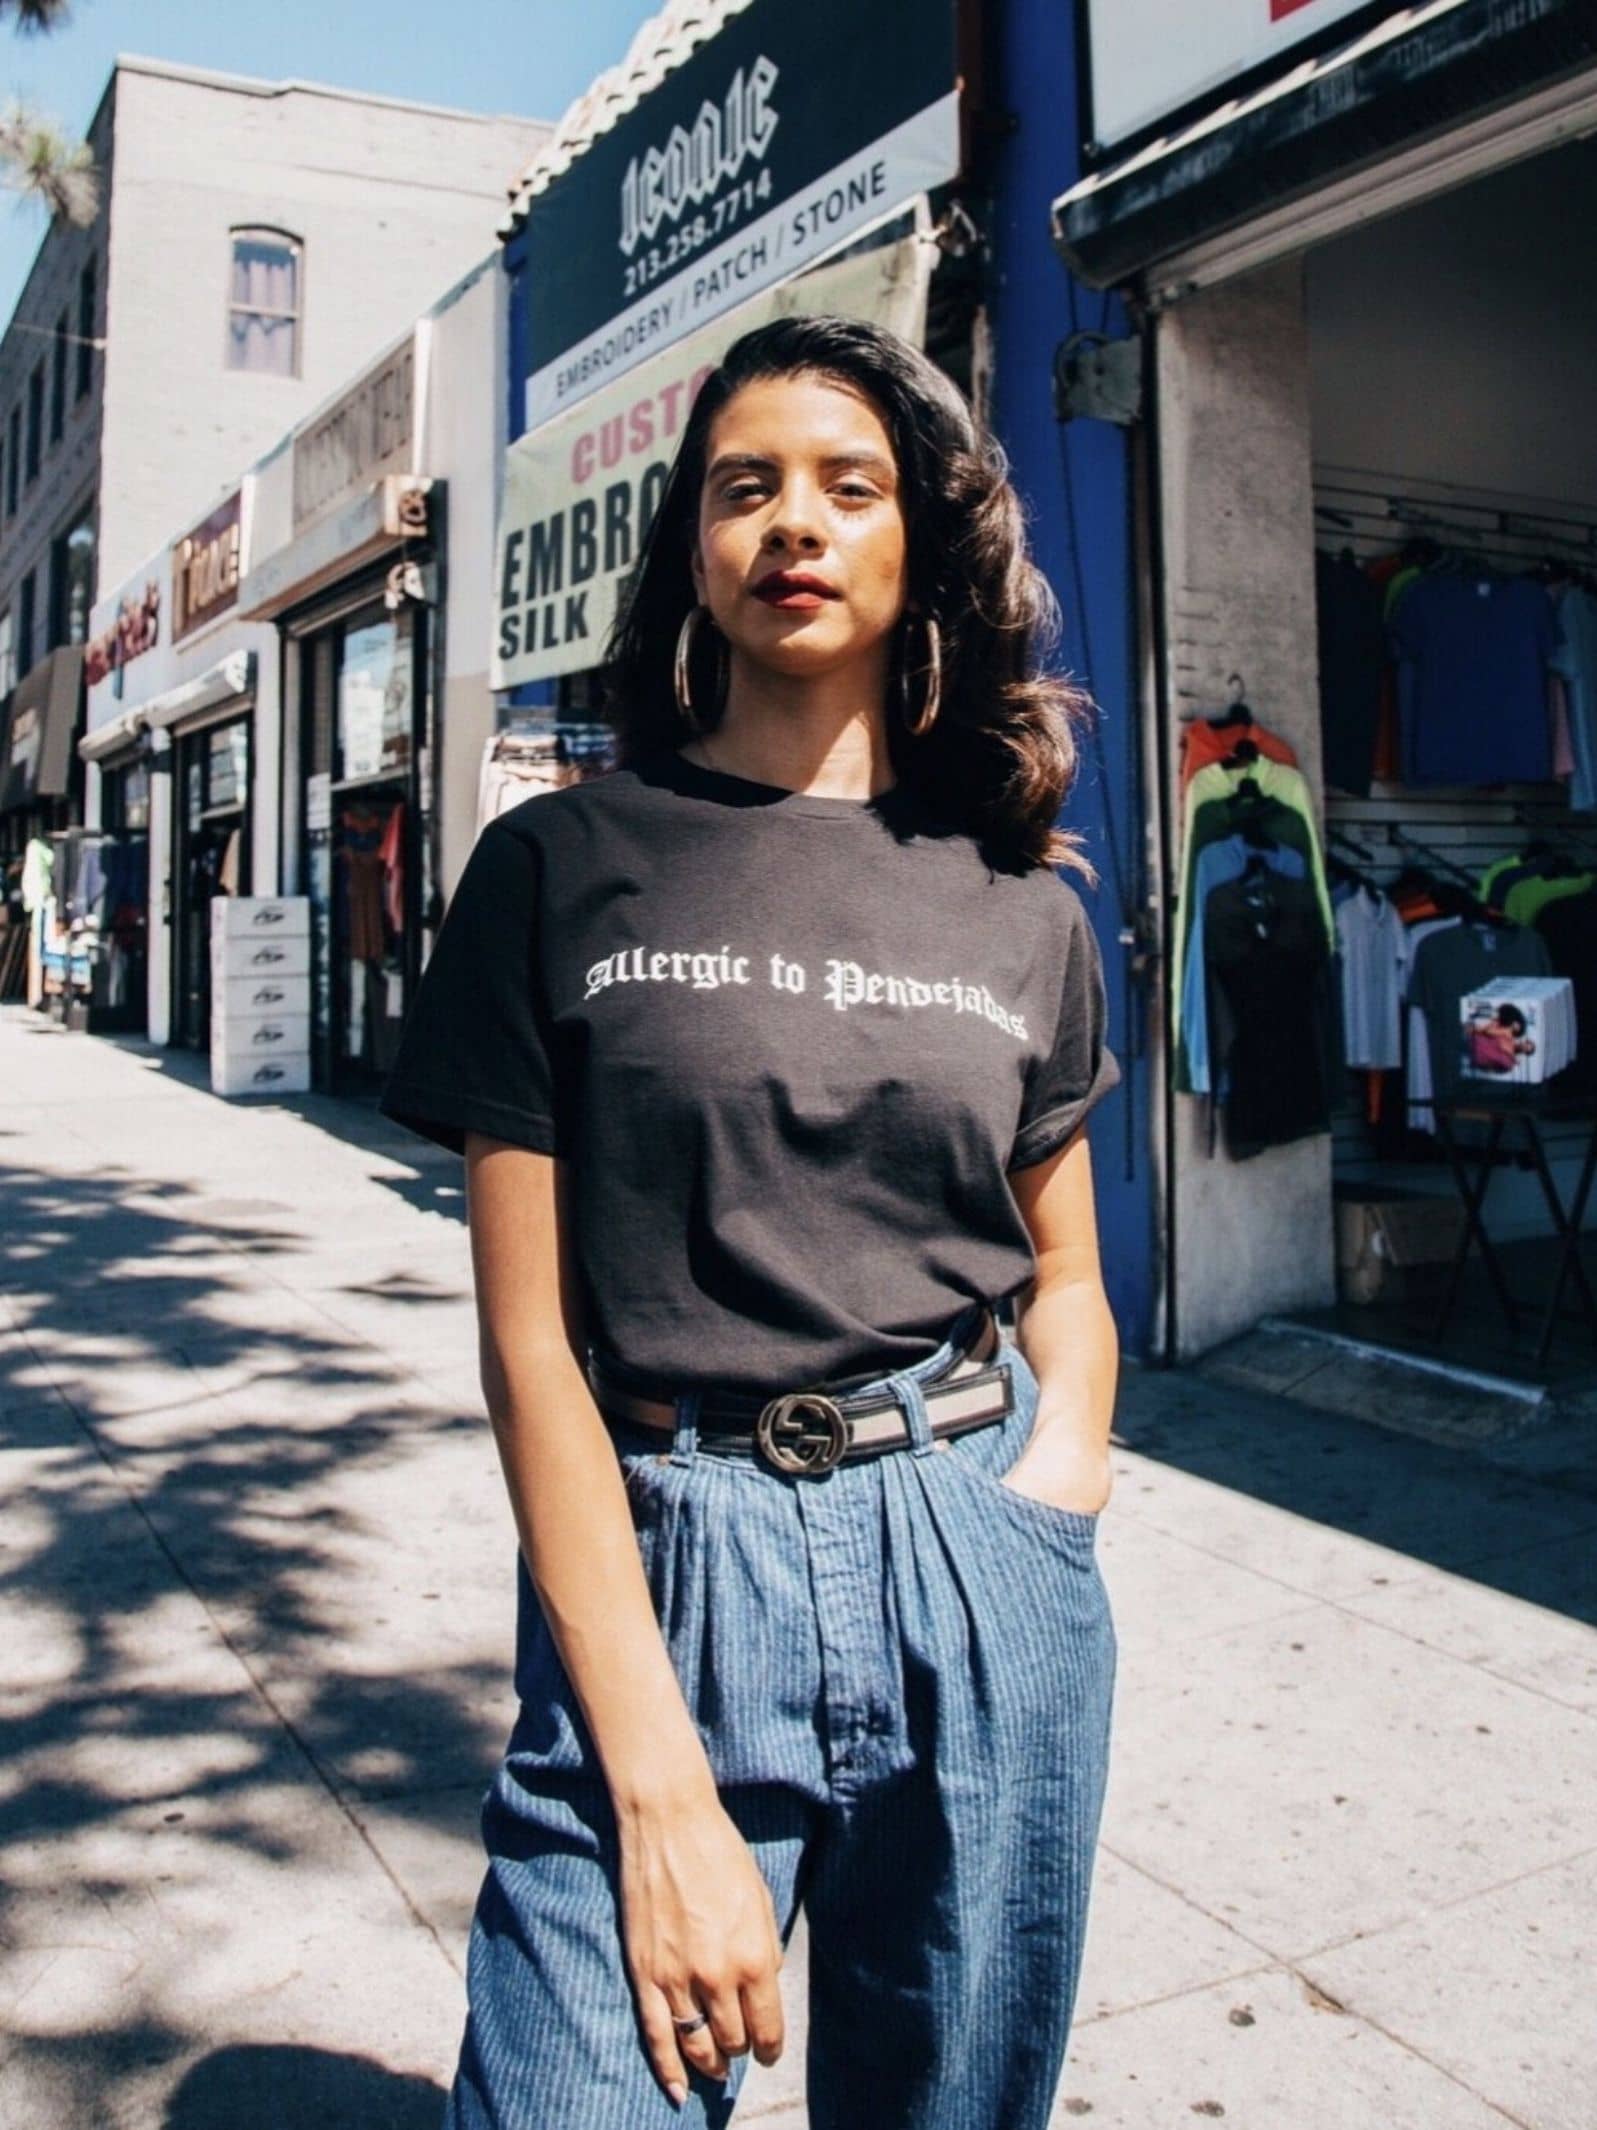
[0,645,85,812]
[78,647,257,765]
[1053,0,1597,293]
[141,647,255,733]
[237,475,433,622]
[77,702,150,766]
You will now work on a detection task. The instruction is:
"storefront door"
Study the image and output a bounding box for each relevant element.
[299,598,420,1094]
[96,756,152,1035]
[171,712,252,1050]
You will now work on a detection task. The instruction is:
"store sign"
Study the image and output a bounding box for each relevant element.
[8,703,39,779]
[292,338,416,536]
[1084,0,1374,148]
[518,0,957,427]
[84,582,160,687]
[493,229,933,688]
[172,492,242,641]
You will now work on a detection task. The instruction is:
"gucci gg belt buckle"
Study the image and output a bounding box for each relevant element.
[754,1390,849,1475]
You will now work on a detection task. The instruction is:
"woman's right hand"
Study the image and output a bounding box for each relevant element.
[617,1790,786,2105]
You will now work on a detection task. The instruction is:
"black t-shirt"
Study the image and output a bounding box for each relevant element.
[378,745,1119,1392]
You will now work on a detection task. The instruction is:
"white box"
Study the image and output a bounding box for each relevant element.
[215,971,309,1020]
[1458,976,1574,1087]
[211,1050,311,1097]
[211,1012,311,1062]
[210,894,310,943]
[212,930,311,980]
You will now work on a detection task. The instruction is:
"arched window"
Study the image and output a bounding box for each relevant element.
[227,227,301,376]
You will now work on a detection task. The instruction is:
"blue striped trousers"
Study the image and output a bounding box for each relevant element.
[445,1308,1117,2128]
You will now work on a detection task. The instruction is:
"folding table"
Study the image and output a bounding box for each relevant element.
[1431,1093,1597,1365]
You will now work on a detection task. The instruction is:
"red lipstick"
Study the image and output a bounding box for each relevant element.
[752,569,839,609]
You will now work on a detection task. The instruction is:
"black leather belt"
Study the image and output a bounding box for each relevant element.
[587,1307,1013,1476]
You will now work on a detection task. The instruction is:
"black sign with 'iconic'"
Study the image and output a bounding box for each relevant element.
[516,0,958,426]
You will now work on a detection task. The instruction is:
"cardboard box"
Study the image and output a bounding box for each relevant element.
[210,1049,311,1098]
[210,894,309,942]
[1335,1190,1466,1306]
[212,931,311,980]
[216,971,309,1020]
[211,1012,311,1062]
[1458,975,1575,1087]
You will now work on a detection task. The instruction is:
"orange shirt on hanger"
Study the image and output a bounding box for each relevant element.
[1178,717,1299,793]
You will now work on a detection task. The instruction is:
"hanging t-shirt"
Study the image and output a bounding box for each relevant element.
[1204,870,1332,1161]
[1389,571,1560,787]
[1550,585,1597,812]
[378,745,1120,1394]
[1536,889,1597,1097]
[1407,920,1553,1115]
[1316,550,1387,798]
[1334,886,1408,1071]
[1178,713,1298,792]
[1181,835,1307,1094]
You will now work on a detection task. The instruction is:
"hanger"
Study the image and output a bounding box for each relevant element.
[1207,673,1254,732]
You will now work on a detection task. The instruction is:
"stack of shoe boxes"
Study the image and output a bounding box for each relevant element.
[210,896,312,1097]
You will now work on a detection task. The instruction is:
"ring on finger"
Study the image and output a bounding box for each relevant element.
[671,2010,711,2037]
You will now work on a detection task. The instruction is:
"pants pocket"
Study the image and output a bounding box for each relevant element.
[937,1339,1103,1553]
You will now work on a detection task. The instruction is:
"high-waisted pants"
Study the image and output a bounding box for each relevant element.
[444,1306,1117,2129]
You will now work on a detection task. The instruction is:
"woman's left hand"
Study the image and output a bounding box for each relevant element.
[997,1435,1113,1518]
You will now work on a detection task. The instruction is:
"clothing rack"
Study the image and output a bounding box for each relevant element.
[1315,466,1597,570]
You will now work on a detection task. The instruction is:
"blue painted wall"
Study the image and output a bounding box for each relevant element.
[500,231,559,714]
[986,0,1157,1352]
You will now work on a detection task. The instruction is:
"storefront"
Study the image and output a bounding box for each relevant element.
[1048,0,1597,1372]
[82,488,279,1047]
[0,645,88,1011]
[238,329,436,1096]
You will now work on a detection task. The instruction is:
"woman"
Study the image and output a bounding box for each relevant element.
[379,314,1120,2130]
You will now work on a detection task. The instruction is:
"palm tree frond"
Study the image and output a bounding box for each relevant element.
[0,102,99,225]
[0,0,75,36]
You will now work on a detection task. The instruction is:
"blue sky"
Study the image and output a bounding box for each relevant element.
[0,0,660,317]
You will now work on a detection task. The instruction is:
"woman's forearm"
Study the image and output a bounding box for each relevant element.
[484,1333,718,1816]
[1009,1270,1119,1504]
[1018,1271,1118,1450]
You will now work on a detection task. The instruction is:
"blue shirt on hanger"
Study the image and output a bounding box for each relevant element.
[1182,834,1308,1095]
[1390,570,1560,787]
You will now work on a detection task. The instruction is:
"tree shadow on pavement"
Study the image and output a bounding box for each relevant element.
[0,1142,506,2121]
[164,2044,447,2128]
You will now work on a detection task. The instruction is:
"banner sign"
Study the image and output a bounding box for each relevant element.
[293,337,416,536]
[1084,0,1374,148]
[172,491,242,641]
[518,0,957,428]
[494,229,933,688]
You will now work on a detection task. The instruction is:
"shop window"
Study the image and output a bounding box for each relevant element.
[5,408,18,516]
[0,608,13,699]
[227,227,301,377]
[25,363,43,482]
[49,517,95,649]
[103,758,151,834]
[17,569,36,676]
[337,609,413,782]
[50,312,67,443]
[76,255,96,399]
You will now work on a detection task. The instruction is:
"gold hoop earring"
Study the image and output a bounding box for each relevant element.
[674,605,710,733]
[901,612,942,737]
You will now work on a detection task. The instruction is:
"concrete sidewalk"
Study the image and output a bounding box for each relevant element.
[2,1003,1593,2128]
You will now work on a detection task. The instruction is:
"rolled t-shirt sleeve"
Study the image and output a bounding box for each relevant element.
[1008,891,1121,1170]
[377,820,567,1158]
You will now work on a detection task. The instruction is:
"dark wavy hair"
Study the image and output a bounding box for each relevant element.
[601,314,1093,875]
